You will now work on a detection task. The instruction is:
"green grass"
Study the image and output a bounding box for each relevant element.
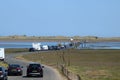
[22,49,120,80]
[0,62,8,68]
[5,48,29,54]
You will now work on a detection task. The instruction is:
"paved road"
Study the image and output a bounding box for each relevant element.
[5,53,62,80]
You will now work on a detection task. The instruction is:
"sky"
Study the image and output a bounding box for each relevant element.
[0,0,120,37]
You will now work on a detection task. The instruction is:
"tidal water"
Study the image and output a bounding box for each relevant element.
[0,41,120,49]
[0,41,60,48]
[79,42,120,49]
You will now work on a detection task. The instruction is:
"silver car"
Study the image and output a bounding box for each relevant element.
[0,66,7,80]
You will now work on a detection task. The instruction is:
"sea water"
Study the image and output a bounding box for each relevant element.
[0,41,120,49]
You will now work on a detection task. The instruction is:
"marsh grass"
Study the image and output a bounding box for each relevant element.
[5,48,28,54]
[0,61,8,68]
[22,49,120,80]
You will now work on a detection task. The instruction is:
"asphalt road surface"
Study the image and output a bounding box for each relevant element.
[5,53,63,80]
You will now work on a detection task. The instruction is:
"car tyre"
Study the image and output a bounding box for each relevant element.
[41,75,43,78]
[40,74,43,78]
[3,77,7,80]
[19,73,22,76]
[27,74,30,77]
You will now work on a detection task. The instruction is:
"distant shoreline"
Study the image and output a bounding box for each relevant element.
[0,36,120,42]
[0,39,120,42]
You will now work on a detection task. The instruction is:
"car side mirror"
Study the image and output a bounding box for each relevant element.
[21,66,23,68]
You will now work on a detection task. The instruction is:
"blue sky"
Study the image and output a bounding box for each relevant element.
[0,0,120,37]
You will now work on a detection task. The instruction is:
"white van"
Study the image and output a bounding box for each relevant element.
[0,48,5,61]
[41,45,48,50]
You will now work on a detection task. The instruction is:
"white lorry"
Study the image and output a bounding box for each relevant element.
[29,43,49,52]
[0,48,5,61]
[32,43,42,50]
[32,43,49,51]
[29,43,42,52]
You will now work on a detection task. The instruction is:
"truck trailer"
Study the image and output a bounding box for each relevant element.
[0,48,5,61]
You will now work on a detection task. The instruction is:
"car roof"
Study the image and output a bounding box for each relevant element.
[9,64,20,65]
[28,62,40,64]
[9,64,20,67]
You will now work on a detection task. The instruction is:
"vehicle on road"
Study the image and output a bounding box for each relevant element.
[27,63,44,77]
[41,45,48,50]
[29,48,35,52]
[0,66,8,80]
[32,43,42,51]
[7,64,23,76]
[29,43,49,51]
[0,48,5,61]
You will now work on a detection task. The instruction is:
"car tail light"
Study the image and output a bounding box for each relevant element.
[17,68,21,71]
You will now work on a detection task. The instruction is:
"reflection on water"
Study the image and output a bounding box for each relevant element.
[79,42,120,49]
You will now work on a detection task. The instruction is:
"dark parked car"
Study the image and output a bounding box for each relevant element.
[29,48,35,52]
[48,46,60,50]
[27,63,44,77]
[7,64,23,76]
[52,46,61,50]
[0,66,8,80]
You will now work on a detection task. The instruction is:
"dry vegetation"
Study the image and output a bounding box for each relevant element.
[21,49,120,80]
[1,35,120,42]
[5,48,28,54]
[0,62,8,68]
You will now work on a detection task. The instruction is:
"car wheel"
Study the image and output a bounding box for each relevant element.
[19,73,22,76]
[3,77,6,80]
[8,73,10,76]
[41,75,43,78]
[27,74,30,77]
[40,74,43,77]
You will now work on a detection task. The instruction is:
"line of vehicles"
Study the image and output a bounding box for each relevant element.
[0,43,66,80]
[0,43,68,61]
[29,43,67,52]
[0,42,75,80]
[0,62,44,80]
[0,42,74,60]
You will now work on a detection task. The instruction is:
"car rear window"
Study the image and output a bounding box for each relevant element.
[29,64,41,67]
[9,64,20,67]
